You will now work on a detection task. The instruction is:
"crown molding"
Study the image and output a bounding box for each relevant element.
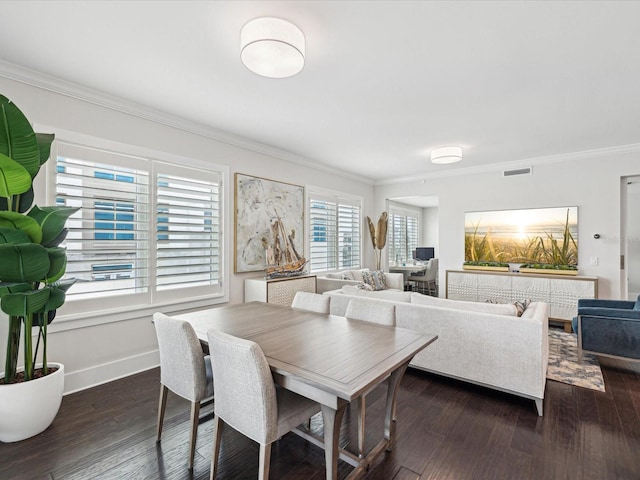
[0,59,373,186]
[376,143,640,186]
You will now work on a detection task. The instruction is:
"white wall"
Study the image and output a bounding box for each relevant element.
[375,155,640,300]
[626,180,640,299]
[421,206,439,253]
[0,76,375,392]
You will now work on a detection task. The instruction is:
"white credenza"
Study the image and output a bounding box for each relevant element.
[244,275,317,307]
[446,269,598,331]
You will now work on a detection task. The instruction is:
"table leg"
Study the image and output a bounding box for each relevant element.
[384,361,410,450]
[322,403,348,480]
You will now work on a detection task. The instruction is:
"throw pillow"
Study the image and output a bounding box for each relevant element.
[634,296,640,311]
[513,299,532,317]
[362,270,387,291]
[357,282,374,291]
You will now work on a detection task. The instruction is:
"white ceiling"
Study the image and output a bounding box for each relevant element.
[1,1,639,183]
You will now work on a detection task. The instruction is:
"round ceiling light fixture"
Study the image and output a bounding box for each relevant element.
[240,17,305,78]
[431,146,463,164]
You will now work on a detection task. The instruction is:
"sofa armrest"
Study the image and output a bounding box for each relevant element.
[578,298,636,310]
[578,314,640,359]
[578,307,640,320]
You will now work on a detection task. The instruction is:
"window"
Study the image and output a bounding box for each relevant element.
[309,192,361,272]
[54,141,223,313]
[388,206,419,265]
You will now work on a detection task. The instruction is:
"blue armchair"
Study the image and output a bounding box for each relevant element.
[572,296,640,361]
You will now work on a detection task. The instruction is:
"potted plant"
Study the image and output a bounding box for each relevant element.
[0,94,77,442]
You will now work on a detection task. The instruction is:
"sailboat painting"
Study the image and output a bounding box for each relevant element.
[235,173,306,275]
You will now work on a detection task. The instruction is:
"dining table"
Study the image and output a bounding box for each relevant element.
[174,301,437,480]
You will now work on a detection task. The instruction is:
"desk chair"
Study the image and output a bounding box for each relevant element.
[153,312,214,469]
[344,299,396,457]
[207,329,321,480]
[409,258,438,296]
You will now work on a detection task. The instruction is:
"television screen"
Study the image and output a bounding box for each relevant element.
[415,247,435,261]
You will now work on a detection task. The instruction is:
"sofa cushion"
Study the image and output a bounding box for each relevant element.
[342,285,412,302]
[350,269,369,282]
[362,270,386,291]
[634,296,640,311]
[410,293,518,316]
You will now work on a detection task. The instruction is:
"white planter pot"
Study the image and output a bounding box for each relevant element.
[0,362,64,442]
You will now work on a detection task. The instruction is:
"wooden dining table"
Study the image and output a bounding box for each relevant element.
[175,301,437,480]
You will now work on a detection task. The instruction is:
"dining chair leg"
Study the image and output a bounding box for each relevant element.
[210,416,223,480]
[258,443,271,480]
[188,400,201,469]
[356,395,366,458]
[156,384,168,441]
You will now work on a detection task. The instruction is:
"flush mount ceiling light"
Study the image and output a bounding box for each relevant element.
[240,17,305,78]
[431,146,463,164]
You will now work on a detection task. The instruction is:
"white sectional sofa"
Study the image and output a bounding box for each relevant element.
[324,288,550,415]
[316,268,404,294]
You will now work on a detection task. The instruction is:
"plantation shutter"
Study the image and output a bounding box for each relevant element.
[309,193,361,272]
[55,143,150,305]
[389,207,419,264]
[155,166,221,295]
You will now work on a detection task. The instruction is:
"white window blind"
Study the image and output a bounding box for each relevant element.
[156,171,221,291]
[309,193,360,272]
[56,148,150,303]
[54,142,223,313]
[388,208,419,265]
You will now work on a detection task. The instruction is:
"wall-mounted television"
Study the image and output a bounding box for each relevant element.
[464,206,578,265]
[414,247,435,261]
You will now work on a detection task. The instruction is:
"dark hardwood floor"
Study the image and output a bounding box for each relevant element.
[2,341,640,480]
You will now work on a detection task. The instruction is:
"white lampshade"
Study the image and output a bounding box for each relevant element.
[240,17,305,78]
[431,146,463,164]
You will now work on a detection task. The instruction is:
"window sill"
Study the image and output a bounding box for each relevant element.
[49,293,228,333]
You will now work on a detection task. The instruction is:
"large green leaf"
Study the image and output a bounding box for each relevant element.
[42,227,67,248]
[0,226,30,244]
[1,288,51,316]
[0,95,41,178]
[0,211,43,243]
[27,206,78,245]
[0,243,50,283]
[0,186,34,213]
[0,153,32,199]
[45,247,67,283]
[0,282,32,296]
[51,278,76,293]
[36,133,55,168]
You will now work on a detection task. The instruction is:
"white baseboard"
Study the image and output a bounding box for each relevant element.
[63,349,160,395]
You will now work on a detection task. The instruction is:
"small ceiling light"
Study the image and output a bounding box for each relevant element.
[240,17,305,78]
[431,146,463,164]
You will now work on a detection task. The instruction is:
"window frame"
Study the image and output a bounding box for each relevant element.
[387,203,421,266]
[40,127,229,326]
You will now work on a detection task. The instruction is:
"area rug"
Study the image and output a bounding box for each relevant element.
[547,329,605,392]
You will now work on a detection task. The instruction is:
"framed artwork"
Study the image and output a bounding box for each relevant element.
[234,173,305,273]
[465,206,578,265]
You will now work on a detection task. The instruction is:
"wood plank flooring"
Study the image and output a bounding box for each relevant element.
[2,346,640,480]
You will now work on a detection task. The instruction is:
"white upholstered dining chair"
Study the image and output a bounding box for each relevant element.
[153,312,214,469]
[344,299,396,457]
[207,329,321,480]
[291,291,331,314]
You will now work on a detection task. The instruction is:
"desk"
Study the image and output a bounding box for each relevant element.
[389,265,426,290]
[175,302,436,480]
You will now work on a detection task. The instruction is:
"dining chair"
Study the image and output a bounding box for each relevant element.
[153,312,214,469]
[291,291,331,314]
[344,299,396,458]
[409,258,438,296]
[207,329,321,480]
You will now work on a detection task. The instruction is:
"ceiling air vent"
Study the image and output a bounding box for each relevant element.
[503,167,532,177]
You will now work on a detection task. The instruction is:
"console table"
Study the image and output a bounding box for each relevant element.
[446,269,598,332]
[244,275,317,307]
